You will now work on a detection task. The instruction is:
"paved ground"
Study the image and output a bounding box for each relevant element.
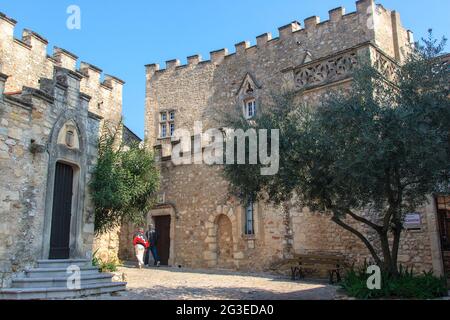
[91,266,341,300]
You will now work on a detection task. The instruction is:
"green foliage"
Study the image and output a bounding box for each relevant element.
[92,249,121,273]
[221,91,310,204]
[97,260,120,273]
[219,31,450,275]
[341,263,448,299]
[92,258,100,268]
[90,122,160,234]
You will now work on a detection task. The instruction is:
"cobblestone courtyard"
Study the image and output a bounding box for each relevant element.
[96,266,340,300]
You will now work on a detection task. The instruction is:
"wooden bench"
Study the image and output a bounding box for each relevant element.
[287,254,345,284]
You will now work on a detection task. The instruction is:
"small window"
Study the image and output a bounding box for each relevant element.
[244,99,256,119]
[170,111,175,121]
[170,123,175,137]
[160,112,167,122]
[160,123,167,138]
[245,201,255,235]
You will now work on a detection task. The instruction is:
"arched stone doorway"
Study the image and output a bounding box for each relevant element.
[42,115,88,260]
[216,214,234,268]
[204,205,243,269]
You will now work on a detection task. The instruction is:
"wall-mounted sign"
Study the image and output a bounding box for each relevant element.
[404,213,422,230]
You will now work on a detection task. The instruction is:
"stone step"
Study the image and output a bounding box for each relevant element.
[0,282,127,300]
[24,266,100,278]
[12,273,114,289]
[36,259,92,269]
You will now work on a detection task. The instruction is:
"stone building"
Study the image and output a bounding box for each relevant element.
[0,12,126,296]
[144,0,448,277]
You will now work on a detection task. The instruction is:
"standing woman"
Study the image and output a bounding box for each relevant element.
[133,228,149,269]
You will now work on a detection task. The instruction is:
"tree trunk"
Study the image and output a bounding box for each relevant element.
[390,223,403,277]
[332,212,403,278]
[379,231,397,276]
[331,216,382,266]
[281,201,294,259]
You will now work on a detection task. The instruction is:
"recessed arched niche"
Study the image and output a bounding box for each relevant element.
[57,120,80,150]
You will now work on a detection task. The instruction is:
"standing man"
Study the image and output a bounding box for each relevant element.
[145,225,161,267]
[143,225,152,267]
[133,228,149,269]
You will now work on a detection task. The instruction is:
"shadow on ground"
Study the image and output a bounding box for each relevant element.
[108,265,340,300]
[117,285,337,300]
[122,262,330,284]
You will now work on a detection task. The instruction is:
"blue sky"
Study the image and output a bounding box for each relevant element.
[0,0,449,138]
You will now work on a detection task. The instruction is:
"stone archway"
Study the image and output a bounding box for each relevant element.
[42,114,88,260]
[216,214,234,268]
[204,205,244,269]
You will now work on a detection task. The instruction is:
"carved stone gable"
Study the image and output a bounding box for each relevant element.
[237,73,261,97]
[294,50,358,89]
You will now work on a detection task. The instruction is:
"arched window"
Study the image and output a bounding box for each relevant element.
[245,200,255,235]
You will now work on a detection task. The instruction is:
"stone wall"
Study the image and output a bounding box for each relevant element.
[153,151,437,273]
[148,161,286,271]
[144,0,442,275]
[0,13,123,124]
[145,0,412,140]
[0,12,124,287]
[0,69,101,287]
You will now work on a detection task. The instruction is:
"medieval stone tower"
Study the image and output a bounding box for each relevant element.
[0,11,127,295]
[144,0,446,276]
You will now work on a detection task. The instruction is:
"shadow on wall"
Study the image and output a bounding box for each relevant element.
[118,221,139,261]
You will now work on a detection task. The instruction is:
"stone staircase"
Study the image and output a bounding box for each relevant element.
[0,259,126,300]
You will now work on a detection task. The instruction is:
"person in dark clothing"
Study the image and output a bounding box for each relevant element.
[144,225,161,267]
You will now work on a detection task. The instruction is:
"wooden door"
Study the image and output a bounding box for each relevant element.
[437,196,450,276]
[49,162,74,260]
[154,215,171,266]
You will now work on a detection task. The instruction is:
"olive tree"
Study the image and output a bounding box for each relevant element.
[221,31,449,276]
[90,123,160,234]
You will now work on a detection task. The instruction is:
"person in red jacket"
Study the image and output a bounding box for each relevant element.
[133,228,149,269]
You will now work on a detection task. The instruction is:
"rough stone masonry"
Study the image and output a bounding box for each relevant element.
[144,0,446,276]
[0,11,125,288]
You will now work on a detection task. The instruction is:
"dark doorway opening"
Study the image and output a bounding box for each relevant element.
[436,196,450,277]
[154,215,171,266]
[49,162,74,260]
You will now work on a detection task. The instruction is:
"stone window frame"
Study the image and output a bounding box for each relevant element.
[243,98,257,119]
[159,110,175,138]
[237,73,261,121]
[244,200,255,236]
[160,123,168,138]
[241,200,259,241]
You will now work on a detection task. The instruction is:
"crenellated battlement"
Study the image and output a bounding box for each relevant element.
[145,0,410,78]
[0,11,124,122]
[144,0,413,146]
[146,0,375,73]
